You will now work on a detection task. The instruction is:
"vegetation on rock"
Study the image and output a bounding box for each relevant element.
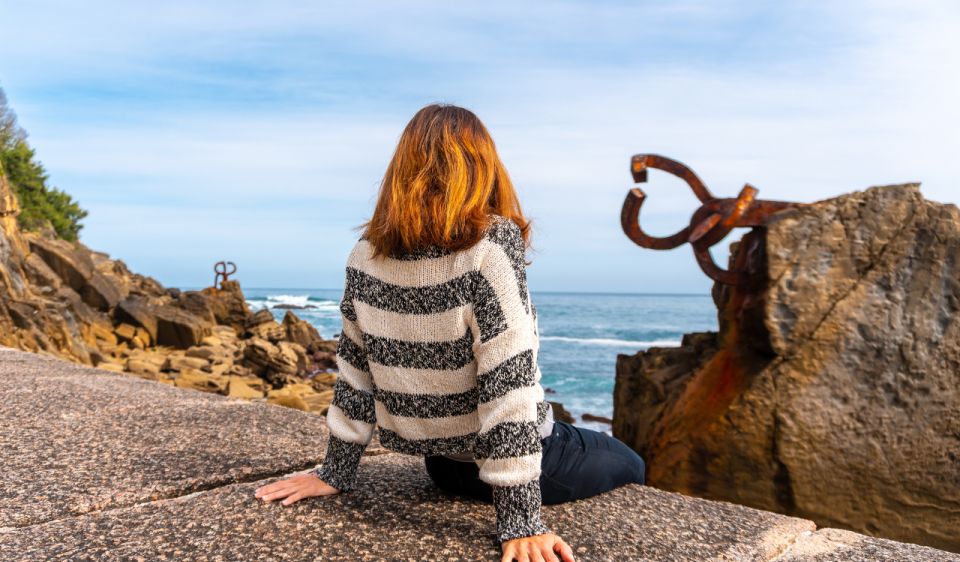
[0,86,87,241]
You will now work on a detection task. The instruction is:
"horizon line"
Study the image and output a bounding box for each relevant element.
[179,286,713,297]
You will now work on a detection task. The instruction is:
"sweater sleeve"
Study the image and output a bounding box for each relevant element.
[471,219,552,543]
[312,270,377,492]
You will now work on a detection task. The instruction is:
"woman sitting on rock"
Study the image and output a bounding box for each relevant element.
[254,103,646,562]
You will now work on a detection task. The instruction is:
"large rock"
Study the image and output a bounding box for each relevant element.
[199,279,253,332]
[25,236,93,291]
[26,236,126,311]
[154,304,212,348]
[244,307,285,342]
[171,289,217,325]
[114,296,212,349]
[242,336,300,386]
[282,309,333,354]
[614,183,960,553]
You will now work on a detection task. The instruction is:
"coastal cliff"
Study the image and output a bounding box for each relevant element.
[614,183,960,553]
[0,159,340,413]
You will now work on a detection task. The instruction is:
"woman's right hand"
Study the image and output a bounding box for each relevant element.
[254,472,341,506]
[501,532,576,562]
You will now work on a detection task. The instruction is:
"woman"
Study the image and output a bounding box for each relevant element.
[254,104,646,562]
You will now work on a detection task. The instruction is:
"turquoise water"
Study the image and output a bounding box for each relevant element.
[240,288,718,434]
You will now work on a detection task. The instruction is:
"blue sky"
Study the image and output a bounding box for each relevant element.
[1,1,957,293]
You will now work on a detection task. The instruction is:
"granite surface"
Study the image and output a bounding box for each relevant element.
[0,345,334,527]
[2,345,956,561]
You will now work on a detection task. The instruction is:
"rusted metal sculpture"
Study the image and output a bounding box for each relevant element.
[213,260,237,290]
[621,154,805,285]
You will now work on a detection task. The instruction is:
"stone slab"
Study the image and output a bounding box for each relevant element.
[1,452,817,561]
[0,345,332,527]
[2,345,956,561]
[772,528,960,562]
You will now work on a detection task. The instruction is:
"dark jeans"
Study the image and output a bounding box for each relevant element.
[424,421,646,504]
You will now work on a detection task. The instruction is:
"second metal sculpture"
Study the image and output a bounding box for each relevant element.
[213,260,237,290]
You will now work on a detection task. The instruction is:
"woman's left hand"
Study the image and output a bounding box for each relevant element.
[254,472,341,506]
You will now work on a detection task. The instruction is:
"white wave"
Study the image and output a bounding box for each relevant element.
[308,301,341,311]
[266,294,311,307]
[539,335,680,347]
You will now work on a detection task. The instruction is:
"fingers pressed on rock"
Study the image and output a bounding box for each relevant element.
[259,481,294,496]
[282,491,305,505]
[262,487,297,501]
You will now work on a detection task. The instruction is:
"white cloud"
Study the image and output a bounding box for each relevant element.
[0,0,956,292]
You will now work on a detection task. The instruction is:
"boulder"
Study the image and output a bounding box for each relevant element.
[80,270,125,311]
[247,320,284,343]
[279,340,309,373]
[185,345,218,361]
[26,236,126,311]
[198,279,253,332]
[114,297,157,339]
[311,350,337,371]
[172,290,217,325]
[21,252,61,292]
[308,371,337,390]
[549,400,575,423]
[173,367,228,394]
[161,354,210,373]
[282,310,332,354]
[114,323,137,342]
[154,305,212,349]
[243,308,285,342]
[267,388,310,412]
[125,357,160,378]
[581,412,613,424]
[614,184,960,552]
[242,336,299,387]
[115,296,212,349]
[226,375,268,399]
[26,236,93,293]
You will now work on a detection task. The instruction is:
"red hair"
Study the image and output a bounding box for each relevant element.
[358,103,532,259]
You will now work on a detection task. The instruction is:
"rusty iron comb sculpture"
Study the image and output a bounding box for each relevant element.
[621,154,805,286]
[213,260,237,290]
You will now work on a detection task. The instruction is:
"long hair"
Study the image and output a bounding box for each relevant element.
[358,103,532,260]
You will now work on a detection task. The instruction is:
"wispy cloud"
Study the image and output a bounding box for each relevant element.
[0,0,956,291]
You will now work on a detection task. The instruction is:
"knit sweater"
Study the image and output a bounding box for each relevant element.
[312,214,555,543]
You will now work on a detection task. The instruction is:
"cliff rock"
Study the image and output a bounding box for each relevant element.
[614,183,960,553]
[0,161,339,415]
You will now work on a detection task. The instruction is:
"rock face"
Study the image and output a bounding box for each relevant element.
[0,161,339,416]
[614,183,960,553]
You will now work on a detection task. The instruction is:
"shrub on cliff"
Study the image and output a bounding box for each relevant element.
[1,87,87,242]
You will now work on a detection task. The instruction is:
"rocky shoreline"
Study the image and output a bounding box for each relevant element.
[1,158,346,414]
[1,160,589,425]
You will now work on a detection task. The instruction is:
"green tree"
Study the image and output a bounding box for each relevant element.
[0,86,87,241]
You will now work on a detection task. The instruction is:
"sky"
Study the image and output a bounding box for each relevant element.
[0,0,958,293]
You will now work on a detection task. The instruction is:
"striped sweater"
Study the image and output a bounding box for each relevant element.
[312,214,555,543]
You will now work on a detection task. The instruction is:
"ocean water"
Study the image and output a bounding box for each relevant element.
[242,288,718,434]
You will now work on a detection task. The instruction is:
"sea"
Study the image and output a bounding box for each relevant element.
[241,288,718,435]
